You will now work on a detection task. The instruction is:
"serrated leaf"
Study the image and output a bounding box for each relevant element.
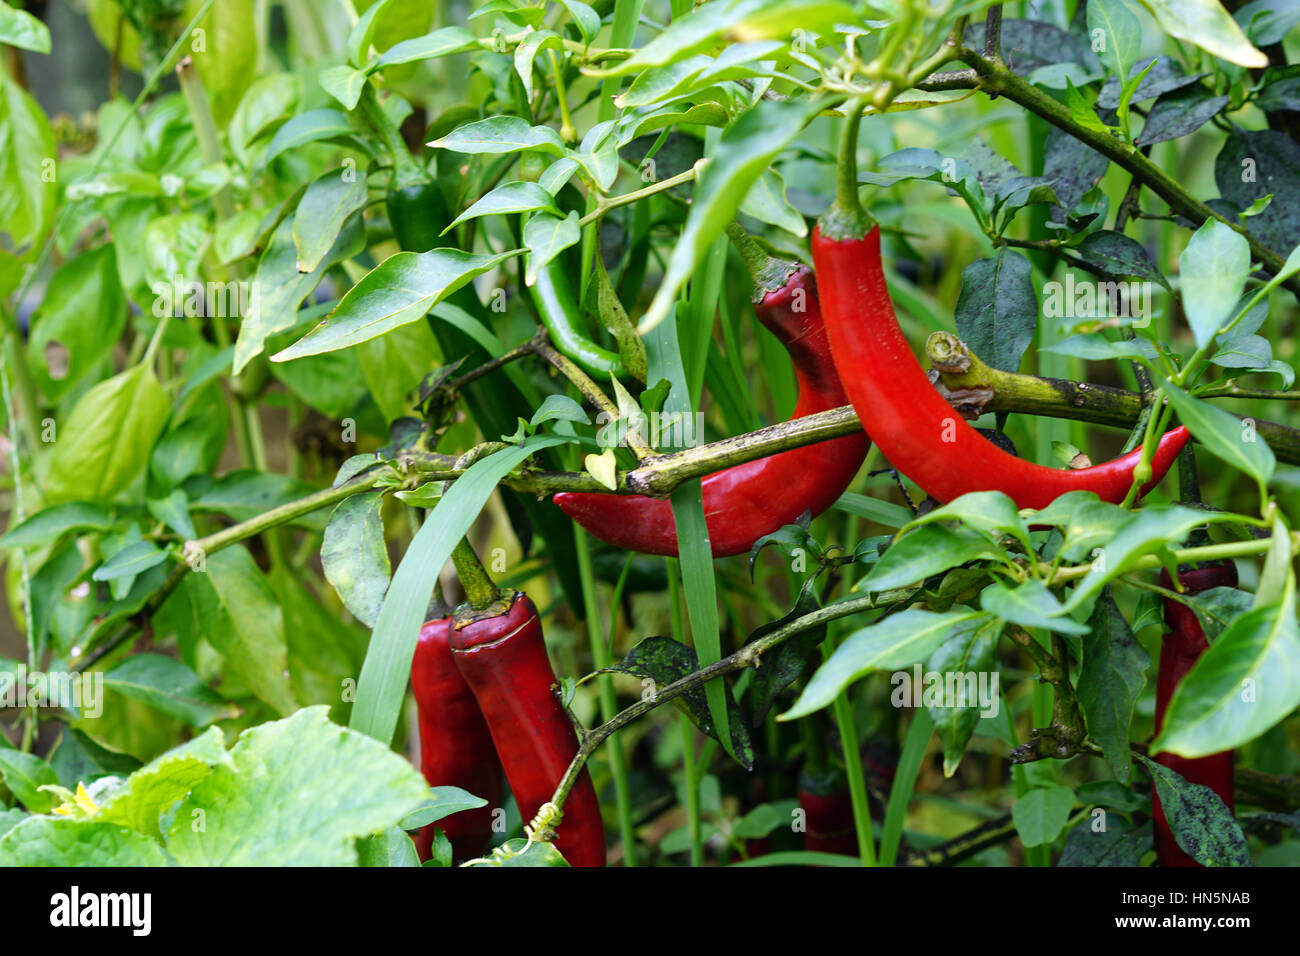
[164,707,429,865]
[96,727,232,839]
[0,817,170,866]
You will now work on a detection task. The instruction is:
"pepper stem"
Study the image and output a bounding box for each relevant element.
[819,97,876,241]
[450,537,505,611]
[724,222,799,300]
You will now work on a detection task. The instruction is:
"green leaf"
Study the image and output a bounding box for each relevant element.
[514,29,563,101]
[272,248,514,361]
[350,436,566,743]
[0,502,116,549]
[782,609,989,720]
[187,546,298,715]
[1076,779,1149,812]
[1087,0,1141,87]
[981,579,1090,635]
[347,0,396,66]
[1153,596,1300,758]
[529,394,588,428]
[40,362,171,505]
[832,492,913,528]
[319,64,368,111]
[557,0,600,42]
[0,69,56,248]
[1013,785,1075,847]
[861,525,997,592]
[229,75,301,170]
[954,251,1037,373]
[903,490,1031,552]
[926,617,1002,776]
[1058,817,1153,866]
[355,319,440,422]
[0,807,26,839]
[1162,380,1275,490]
[738,168,806,237]
[260,109,357,167]
[445,181,558,232]
[1179,218,1252,348]
[1137,755,1251,866]
[0,1,51,53]
[1131,0,1268,69]
[358,826,421,866]
[639,96,826,334]
[523,211,580,284]
[429,115,565,156]
[293,166,370,274]
[26,245,127,401]
[321,492,391,628]
[1077,588,1149,781]
[0,748,59,812]
[185,0,258,126]
[614,636,754,769]
[398,786,490,829]
[372,26,479,70]
[0,817,170,866]
[102,654,235,728]
[1063,506,1212,612]
[96,727,233,839]
[93,540,167,583]
[471,836,571,866]
[165,707,430,865]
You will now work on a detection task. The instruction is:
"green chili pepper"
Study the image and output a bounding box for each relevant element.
[529,260,627,381]
[387,182,453,253]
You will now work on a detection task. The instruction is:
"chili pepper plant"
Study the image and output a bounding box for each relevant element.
[0,0,1298,870]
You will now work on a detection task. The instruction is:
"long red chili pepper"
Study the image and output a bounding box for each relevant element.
[552,265,870,556]
[810,224,1190,509]
[449,592,605,866]
[410,615,502,862]
[1152,563,1237,867]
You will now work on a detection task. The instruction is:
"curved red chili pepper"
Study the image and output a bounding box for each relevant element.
[1152,563,1237,867]
[449,593,605,866]
[410,616,502,862]
[553,266,870,556]
[811,224,1190,509]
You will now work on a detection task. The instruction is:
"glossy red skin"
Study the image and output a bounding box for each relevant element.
[449,593,605,867]
[410,617,502,862]
[798,787,858,856]
[811,225,1191,509]
[553,267,870,556]
[1152,564,1238,868]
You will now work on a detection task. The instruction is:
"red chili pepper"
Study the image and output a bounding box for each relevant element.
[449,592,606,866]
[1152,563,1237,867]
[810,224,1190,509]
[552,265,870,556]
[410,615,502,862]
[797,777,858,856]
